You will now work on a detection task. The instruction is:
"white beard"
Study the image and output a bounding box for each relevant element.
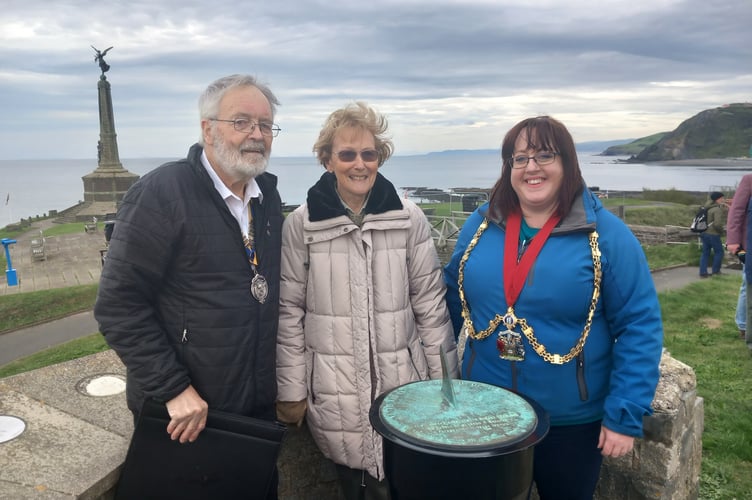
[211,128,269,182]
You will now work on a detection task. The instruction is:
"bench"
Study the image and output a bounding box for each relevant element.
[30,236,46,261]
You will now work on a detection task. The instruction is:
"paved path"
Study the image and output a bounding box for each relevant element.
[1,219,106,296]
[0,311,98,366]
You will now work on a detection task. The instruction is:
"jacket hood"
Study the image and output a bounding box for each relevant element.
[482,183,601,234]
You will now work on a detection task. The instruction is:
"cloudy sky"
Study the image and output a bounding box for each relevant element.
[1,0,750,160]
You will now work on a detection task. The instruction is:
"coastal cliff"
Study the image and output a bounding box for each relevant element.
[604,103,752,160]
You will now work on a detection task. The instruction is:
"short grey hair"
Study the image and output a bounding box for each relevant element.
[197,74,280,145]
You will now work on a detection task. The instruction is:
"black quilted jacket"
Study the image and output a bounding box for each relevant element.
[94,143,283,420]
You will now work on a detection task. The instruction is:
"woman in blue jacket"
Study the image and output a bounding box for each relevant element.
[445,116,663,499]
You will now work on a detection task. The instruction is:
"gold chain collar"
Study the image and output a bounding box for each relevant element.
[457,217,602,365]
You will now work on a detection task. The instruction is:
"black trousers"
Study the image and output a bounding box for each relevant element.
[533,421,604,500]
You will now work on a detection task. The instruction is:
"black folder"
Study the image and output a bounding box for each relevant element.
[115,399,287,500]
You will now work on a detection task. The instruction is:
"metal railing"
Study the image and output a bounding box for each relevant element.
[426,212,470,250]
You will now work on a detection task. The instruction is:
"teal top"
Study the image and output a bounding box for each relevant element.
[519,218,540,243]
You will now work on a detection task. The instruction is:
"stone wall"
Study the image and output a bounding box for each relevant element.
[629,224,698,246]
[593,351,702,500]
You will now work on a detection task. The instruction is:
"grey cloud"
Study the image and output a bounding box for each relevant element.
[0,0,749,158]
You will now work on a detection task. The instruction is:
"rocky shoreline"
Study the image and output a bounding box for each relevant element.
[650,158,752,168]
[612,157,752,169]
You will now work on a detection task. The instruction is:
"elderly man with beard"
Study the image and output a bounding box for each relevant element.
[95,74,284,457]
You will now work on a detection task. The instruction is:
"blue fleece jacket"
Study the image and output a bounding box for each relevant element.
[444,189,663,436]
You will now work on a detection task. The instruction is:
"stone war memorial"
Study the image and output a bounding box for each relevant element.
[76,46,139,222]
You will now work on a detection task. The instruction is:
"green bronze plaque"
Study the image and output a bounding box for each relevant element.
[378,380,537,448]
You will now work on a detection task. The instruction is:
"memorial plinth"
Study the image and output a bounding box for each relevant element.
[370,379,549,499]
[82,169,138,203]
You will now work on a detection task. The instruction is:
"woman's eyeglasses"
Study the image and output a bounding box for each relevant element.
[335,149,379,163]
[510,152,559,169]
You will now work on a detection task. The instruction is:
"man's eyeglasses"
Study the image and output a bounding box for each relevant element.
[510,151,559,168]
[335,149,379,163]
[210,118,281,137]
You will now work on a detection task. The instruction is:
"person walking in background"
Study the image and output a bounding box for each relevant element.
[276,102,458,499]
[444,116,664,499]
[726,174,752,349]
[699,191,727,278]
[94,74,284,496]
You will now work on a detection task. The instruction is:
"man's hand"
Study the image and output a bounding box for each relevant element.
[598,426,634,458]
[165,385,208,443]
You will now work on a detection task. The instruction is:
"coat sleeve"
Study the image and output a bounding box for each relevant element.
[727,176,751,246]
[276,208,310,401]
[404,202,458,378]
[94,179,191,403]
[598,213,664,437]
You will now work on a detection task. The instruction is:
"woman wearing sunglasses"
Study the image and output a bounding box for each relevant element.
[276,102,458,499]
[444,116,664,499]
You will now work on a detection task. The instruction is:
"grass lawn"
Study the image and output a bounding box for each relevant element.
[0,333,108,379]
[659,275,752,499]
[42,221,97,237]
[0,284,98,332]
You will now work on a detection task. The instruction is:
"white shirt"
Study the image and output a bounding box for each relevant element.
[201,150,262,238]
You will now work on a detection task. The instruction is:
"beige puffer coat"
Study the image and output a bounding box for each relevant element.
[277,172,458,480]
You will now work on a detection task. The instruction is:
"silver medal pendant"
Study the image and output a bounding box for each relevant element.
[251,273,268,304]
[497,329,525,361]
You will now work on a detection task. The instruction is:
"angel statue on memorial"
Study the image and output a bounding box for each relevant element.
[92,45,113,75]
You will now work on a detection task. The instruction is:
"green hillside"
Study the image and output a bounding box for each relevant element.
[636,103,752,161]
[601,132,668,156]
[600,103,752,160]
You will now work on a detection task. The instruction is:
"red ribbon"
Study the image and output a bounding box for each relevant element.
[503,211,561,307]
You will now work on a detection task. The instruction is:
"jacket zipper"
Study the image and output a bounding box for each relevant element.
[576,352,588,401]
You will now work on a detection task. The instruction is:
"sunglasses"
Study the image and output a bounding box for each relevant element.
[335,149,379,163]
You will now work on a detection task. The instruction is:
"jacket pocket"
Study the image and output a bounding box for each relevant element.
[576,352,588,401]
[176,308,189,363]
[308,352,317,404]
[407,345,429,380]
[464,339,477,378]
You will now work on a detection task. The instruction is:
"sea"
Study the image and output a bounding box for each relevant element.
[2,151,752,225]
